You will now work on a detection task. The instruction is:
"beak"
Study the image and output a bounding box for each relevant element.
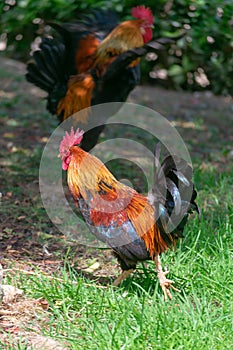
[57,153,61,158]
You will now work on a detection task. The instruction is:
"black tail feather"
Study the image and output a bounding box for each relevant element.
[26,62,53,92]
[151,143,199,246]
[26,37,67,114]
[31,51,57,86]
[33,50,60,83]
[26,38,66,90]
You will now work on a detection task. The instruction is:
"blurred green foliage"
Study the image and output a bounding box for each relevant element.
[0,0,232,94]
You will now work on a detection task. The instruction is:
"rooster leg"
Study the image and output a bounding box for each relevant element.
[154,254,180,301]
[113,269,134,287]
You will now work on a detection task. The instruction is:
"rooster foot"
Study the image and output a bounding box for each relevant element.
[154,255,180,301]
[113,269,134,287]
[157,269,180,301]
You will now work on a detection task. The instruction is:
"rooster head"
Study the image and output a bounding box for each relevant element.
[60,127,84,170]
[132,5,154,43]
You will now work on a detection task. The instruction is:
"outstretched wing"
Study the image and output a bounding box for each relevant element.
[26,10,119,115]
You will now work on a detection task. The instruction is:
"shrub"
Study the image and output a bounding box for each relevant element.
[1,0,232,94]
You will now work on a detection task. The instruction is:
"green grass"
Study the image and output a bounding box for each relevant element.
[2,167,233,349]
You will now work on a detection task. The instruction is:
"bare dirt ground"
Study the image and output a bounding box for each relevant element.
[0,56,232,347]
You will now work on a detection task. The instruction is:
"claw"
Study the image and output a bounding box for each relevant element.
[157,269,180,301]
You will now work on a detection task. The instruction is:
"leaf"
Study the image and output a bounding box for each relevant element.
[168,65,184,77]
[28,335,69,350]
[1,284,23,304]
[38,299,50,311]
[182,55,195,71]
[17,215,26,220]
[83,262,100,273]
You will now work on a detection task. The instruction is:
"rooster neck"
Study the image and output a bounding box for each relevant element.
[95,19,144,63]
[67,147,115,200]
[67,147,87,197]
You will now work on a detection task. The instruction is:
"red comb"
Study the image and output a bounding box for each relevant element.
[132,5,154,24]
[60,127,84,155]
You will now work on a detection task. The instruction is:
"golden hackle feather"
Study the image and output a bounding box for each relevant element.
[67,146,117,200]
[95,20,144,67]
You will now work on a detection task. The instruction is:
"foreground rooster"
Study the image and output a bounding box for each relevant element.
[26,6,155,150]
[59,128,199,300]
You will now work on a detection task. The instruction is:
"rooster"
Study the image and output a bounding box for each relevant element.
[26,6,156,151]
[59,127,199,300]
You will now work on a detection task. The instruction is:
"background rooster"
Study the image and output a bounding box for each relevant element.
[26,6,157,151]
[59,127,199,300]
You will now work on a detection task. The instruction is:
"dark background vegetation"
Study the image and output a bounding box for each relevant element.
[1,0,232,95]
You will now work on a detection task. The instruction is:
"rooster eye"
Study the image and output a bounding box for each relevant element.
[62,150,69,158]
